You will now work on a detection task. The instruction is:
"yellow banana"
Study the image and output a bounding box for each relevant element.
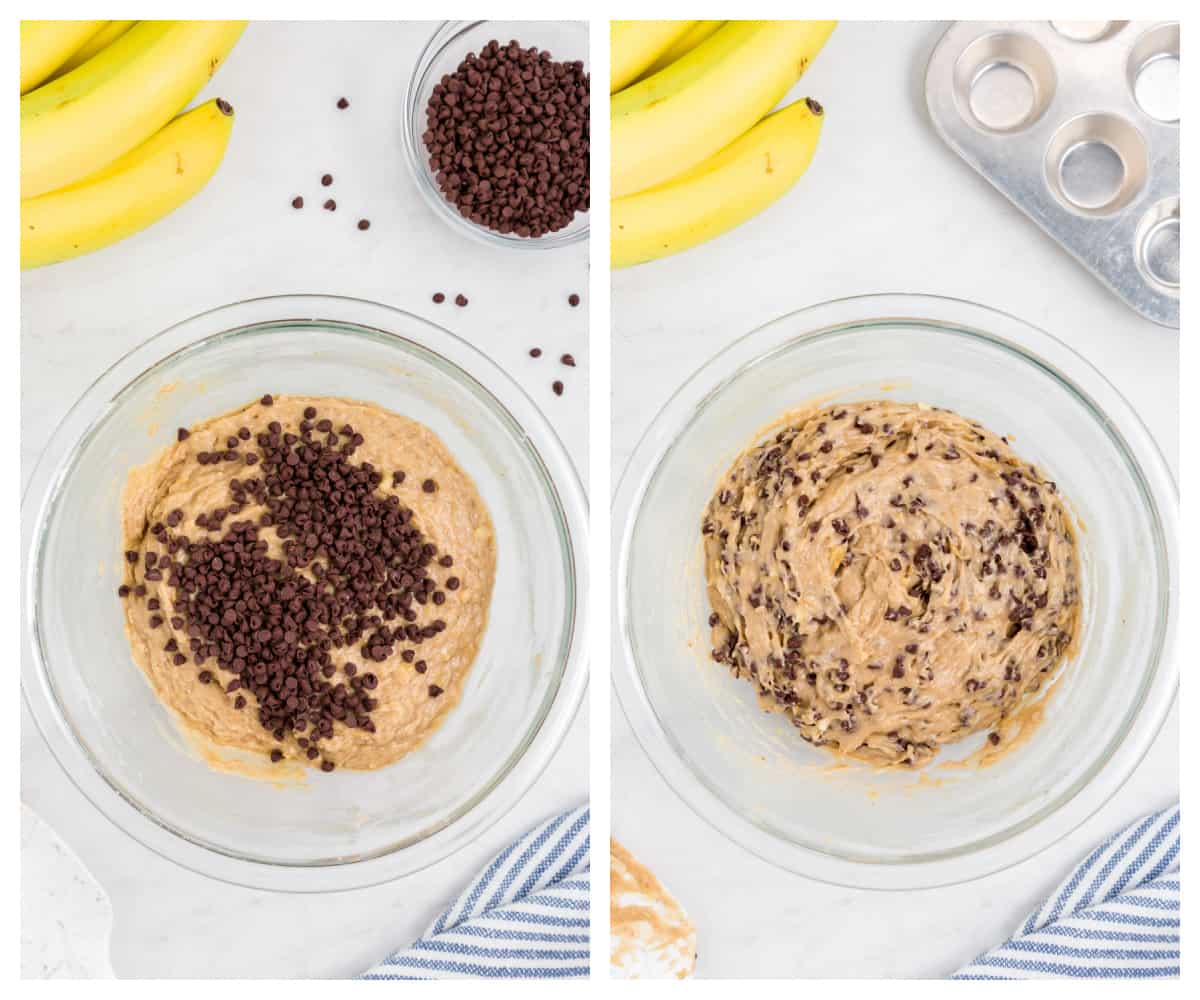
[611,20,835,198]
[50,20,137,79]
[636,20,725,81]
[22,98,235,270]
[610,20,696,93]
[21,20,246,199]
[612,97,825,269]
[20,20,107,93]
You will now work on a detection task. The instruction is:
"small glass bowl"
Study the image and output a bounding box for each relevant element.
[22,295,589,892]
[402,20,590,250]
[613,294,1177,890]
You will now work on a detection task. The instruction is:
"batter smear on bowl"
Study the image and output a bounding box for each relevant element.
[702,401,1081,766]
[118,395,495,773]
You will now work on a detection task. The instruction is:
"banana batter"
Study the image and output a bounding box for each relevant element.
[702,400,1081,766]
[120,396,496,772]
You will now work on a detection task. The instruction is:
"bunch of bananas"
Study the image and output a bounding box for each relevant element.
[20,20,246,270]
[610,20,835,269]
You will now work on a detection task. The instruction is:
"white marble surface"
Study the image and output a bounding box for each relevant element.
[611,21,1179,979]
[21,21,588,979]
[21,806,115,980]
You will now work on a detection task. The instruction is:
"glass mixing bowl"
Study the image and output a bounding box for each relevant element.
[613,294,1177,890]
[402,20,590,250]
[23,295,588,891]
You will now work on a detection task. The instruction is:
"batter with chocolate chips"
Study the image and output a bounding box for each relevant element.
[119,395,495,773]
[702,401,1081,766]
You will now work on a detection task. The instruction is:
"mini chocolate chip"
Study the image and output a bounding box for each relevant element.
[552,381,564,396]
[291,196,304,209]
[568,293,580,307]
[336,97,349,109]
[321,173,333,186]
[455,294,468,307]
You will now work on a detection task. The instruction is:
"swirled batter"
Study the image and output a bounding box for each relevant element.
[702,401,1081,766]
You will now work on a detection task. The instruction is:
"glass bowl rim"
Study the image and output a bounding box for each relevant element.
[22,293,590,892]
[612,292,1177,891]
[401,19,590,251]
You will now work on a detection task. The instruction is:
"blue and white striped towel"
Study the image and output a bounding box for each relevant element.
[954,804,1179,979]
[361,805,590,979]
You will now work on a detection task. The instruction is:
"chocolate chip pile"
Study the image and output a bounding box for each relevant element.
[119,398,460,771]
[423,39,590,237]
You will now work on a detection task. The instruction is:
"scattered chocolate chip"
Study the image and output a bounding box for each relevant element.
[357,219,370,231]
[560,354,576,367]
[432,292,445,303]
[454,294,468,307]
[552,380,564,396]
[323,199,336,211]
[336,97,349,109]
[321,173,333,186]
[291,196,304,209]
[568,293,580,307]
[428,684,444,698]
[529,347,542,358]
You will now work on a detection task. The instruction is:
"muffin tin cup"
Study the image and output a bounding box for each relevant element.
[926,21,1179,328]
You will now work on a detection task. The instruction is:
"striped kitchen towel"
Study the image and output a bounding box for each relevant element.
[954,803,1179,979]
[361,805,590,979]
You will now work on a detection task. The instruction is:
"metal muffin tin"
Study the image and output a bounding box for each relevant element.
[926,21,1179,328]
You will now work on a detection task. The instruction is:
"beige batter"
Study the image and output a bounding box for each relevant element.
[702,400,1080,766]
[120,395,496,771]
[610,839,697,979]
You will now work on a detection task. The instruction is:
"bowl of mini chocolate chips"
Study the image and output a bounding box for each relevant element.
[22,295,589,891]
[403,21,590,248]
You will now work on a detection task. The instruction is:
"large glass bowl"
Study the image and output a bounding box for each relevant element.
[613,294,1177,890]
[22,295,588,891]
[402,20,590,250]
